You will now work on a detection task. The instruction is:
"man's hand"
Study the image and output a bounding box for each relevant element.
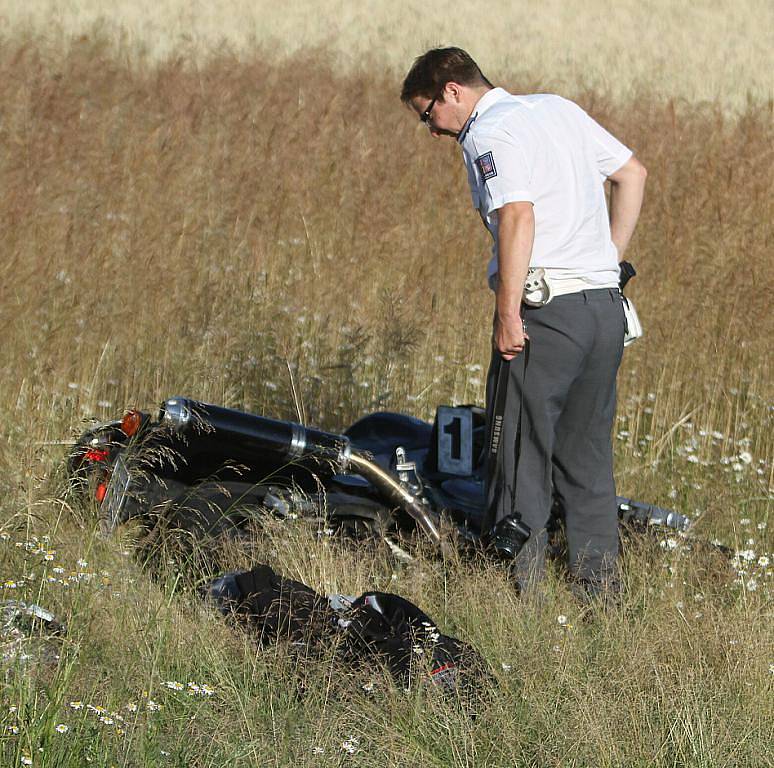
[494,313,529,361]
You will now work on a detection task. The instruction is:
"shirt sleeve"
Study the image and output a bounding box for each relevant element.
[467,127,534,216]
[579,108,633,177]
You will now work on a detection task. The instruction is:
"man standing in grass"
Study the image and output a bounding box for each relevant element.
[401,48,647,599]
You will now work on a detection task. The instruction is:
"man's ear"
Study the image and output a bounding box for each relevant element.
[444,81,462,102]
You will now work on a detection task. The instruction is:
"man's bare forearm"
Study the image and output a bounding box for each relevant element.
[495,202,535,321]
[608,156,647,260]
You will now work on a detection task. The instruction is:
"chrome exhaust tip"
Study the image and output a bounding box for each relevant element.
[159,397,193,432]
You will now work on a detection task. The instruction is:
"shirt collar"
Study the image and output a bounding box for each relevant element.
[457,87,509,144]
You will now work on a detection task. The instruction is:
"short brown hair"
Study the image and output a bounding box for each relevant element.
[400,47,493,103]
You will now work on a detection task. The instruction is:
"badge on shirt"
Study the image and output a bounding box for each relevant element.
[475,151,497,181]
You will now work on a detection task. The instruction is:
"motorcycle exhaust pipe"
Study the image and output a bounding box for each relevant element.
[346,453,441,545]
[159,398,443,546]
[160,397,349,465]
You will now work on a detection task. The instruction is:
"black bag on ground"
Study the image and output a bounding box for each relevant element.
[341,592,485,692]
[206,564,337,647]
[204,566,489,696]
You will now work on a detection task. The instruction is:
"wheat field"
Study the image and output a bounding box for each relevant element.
[2,0,773,107]
[0,10,772,768]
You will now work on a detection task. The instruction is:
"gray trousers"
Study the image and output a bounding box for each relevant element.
[485,288,625,591]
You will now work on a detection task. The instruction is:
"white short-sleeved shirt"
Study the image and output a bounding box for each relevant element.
[458,88,633,287]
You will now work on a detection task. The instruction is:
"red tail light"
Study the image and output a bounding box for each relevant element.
[121,410,142,437]
[95,482,107,503]
[84,448,110,463]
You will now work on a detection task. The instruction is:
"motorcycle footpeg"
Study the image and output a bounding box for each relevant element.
[487,514,531,561]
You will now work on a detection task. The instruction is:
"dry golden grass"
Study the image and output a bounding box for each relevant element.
[0,34,772,767]
[0,33,770,457]
[2,0,773,108]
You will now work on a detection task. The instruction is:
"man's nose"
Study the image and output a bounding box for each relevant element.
[429,127,441,138]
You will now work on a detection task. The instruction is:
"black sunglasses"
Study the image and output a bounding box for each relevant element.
[420,96,438,124]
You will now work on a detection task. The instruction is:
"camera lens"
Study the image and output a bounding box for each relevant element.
[489,515,531,560]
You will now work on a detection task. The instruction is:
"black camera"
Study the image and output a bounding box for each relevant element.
[488,514,531,560]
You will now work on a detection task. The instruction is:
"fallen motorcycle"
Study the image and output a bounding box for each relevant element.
[68,396,692,565]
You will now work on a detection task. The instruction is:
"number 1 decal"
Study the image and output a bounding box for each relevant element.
[436,407,473,476]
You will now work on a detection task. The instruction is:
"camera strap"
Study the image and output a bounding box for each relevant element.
[485,340,529,530]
